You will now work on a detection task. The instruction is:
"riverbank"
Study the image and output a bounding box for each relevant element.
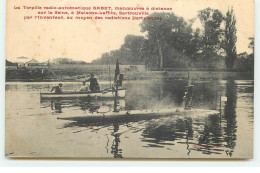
[5,70,254,82]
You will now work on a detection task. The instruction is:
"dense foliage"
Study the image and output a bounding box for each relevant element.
[224,8,237,68]
[92,8,253,71]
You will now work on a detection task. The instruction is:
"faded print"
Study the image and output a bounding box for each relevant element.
[5,0,254,159]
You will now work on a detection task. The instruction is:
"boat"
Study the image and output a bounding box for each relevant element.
[57,108,218,123]
[41,59,126,99]
[40,88,126,99]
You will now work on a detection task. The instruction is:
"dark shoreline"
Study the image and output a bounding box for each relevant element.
[5,71,254,82]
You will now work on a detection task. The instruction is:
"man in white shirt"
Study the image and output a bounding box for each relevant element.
[79,81,89,92]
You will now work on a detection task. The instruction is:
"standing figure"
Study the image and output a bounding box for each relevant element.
[86,73,100,92]
[183,85,194,109]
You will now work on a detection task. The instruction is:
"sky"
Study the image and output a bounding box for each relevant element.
[6,0,255,63]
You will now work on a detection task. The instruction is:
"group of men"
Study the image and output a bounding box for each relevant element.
[50,73,100,93]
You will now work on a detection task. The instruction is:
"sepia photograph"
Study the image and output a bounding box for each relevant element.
[5,0,255,159]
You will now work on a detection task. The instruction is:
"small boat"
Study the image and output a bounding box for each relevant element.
[40,88,126,99]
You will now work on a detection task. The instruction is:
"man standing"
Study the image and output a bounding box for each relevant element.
[86,73,100,92]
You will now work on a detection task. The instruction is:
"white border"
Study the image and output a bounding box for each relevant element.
[1,0,260,167]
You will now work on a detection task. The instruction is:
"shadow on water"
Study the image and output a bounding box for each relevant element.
[141,113,224,156]
[192,114,224,155]
[111,123,123,158]
[51,100,62,113]
[223,79,237,157]
[128,79,238,157]
[41,97,110,115]
[142,117,195,156]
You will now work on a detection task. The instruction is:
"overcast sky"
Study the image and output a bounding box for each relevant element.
[6,0,254,63]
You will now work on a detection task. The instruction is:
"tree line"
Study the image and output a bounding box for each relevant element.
[6,7,254,72]
[92,7,254,72]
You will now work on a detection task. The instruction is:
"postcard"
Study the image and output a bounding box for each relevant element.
[5,0,254,159]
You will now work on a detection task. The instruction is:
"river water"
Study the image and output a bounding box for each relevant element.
[5,79,254,159]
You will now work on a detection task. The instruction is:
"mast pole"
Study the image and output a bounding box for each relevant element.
[113,80,119,112]
[113,58,120,112]
[109,65,111,88]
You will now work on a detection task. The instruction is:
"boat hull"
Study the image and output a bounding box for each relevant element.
[40,89,126,99]
[57,109,218,123]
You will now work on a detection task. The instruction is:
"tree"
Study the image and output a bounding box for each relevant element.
[185,28,202,67]
[120,35,146,65]
[198,8,224,68]
[224,7,237,68]
[248,37,254,54]
[247,37,254,72]
[140,12,174,69]
[6,60,18,66]
[92,35,146,65]
[140,12,193,69]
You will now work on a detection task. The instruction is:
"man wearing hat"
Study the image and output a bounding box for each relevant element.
[50,83,63,93]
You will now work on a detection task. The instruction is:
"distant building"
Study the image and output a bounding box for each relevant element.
[12,59,50,75]
[17,61,27,68]
[25,59,39,67]
[24,59,49,69]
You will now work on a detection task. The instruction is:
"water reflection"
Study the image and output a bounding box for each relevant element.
[51,100,62,113]
[111,123,123,158]
[141,113,225,155]
[224,80,237,157]
[31,79,250,158]
[143,118,186,142]
[184,118,193,156]
[193,114,223,155]
[41,97,117,115]
[142,116,195,155]
[78,98,101,113]
[140,80,238,157]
